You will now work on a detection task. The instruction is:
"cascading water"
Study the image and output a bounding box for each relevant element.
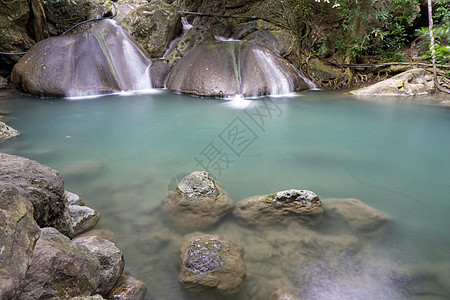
[11,20,153,98]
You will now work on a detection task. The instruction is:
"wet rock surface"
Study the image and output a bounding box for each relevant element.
[0,185,40,300]
[179,233,246,295]
[0,153,73,237]
[107,272,147,300]
[234,189,324,225]
[166,41,311,97]
[19,227,100,299]
[72,236,125,296]
[162,171,233,230]
[350,68,435,96]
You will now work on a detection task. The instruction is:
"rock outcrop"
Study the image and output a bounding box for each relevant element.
[162,171,233,230]
[11,20,152,97]
[0,185,40,300]
[0,153,73,237]
[179,233,246,295]
[19,227,100,299]
[166,41,311,97]
[118,0,181,58]
[350,68,435,96]
[234,189,323,225]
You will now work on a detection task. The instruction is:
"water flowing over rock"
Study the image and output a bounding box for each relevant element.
[166,41,312,97]
[19,227,100,299]
[350,68,435,96]
[179,233,246,295]
[0,185,40,300]
[234,189,323,225]
[11,20,152,97]
[162,171,233,230]
[0,153,73,237]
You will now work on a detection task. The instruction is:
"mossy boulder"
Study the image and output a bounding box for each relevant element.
[162,171,233,230]
[118,0,181,58]
[179,233,246,295]
[234,189,323,225]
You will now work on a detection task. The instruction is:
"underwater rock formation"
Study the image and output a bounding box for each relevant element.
[162,171,233,230]
[11,20,152,97]
[166,41,312,97]
[179,233,246,295]
[234,189,323,225]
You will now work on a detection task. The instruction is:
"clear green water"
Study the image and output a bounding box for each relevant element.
[1,90,450,299]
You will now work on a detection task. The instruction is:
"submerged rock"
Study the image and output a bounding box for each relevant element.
[234,189,323,225]
[322,198,391,236]
[166,41,311,97]
[0,153,74,237]
[11,20,152,97]
[162,171,233,230]
[350,68,435,96]
[0,121,20,140]
[19,227,100,299]
[108,272,147,300]
[179,233,246,295]
[73,236,124,296]
[270,289,302,300]
[0,185,40,300]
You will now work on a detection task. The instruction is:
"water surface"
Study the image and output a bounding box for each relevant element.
[1,90,449,299]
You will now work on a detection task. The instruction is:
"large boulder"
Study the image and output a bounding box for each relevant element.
[11,20,152,97]
[166,41,311,97]
[179,233,246,295]
[73,236,125,296]
[0,153,73,237]
[0,185,40,300]
[162,171,233,230]
[350,68,435,96]
[118,0,181,58]
[19,227,100,299]
[234,189,323,225]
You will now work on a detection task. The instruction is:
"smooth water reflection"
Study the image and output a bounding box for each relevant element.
[1,90,450,299]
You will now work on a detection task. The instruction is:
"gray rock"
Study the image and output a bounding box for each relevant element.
[165,25,216,66]
[0,153,73,237]
[76,229,117,243]
[0,121,20,141]
[73,236,124,296]
[150,58,171,88]
[270,289,302,300]
[11,20,152,97]
[179,233,246,295]
[69,295,105,300]
[162,171,233,230]
[323,198,391,236]
[118,0,181,58]
[350,68,435,96]
[166,41,311,97]
[70,204,100,235]
[19,227,100,299]
[65,190,85,206]
[107,272,147,300]
[44,0,110,35]
[0,185,40,300]
[234,189,324,225]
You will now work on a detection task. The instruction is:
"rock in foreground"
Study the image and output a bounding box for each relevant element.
[179,233,246,295]
[234,189,323,225]
[162,171,233,230]
[350,68,434,96]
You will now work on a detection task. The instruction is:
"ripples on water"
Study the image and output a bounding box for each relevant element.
[1,90,449,299]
